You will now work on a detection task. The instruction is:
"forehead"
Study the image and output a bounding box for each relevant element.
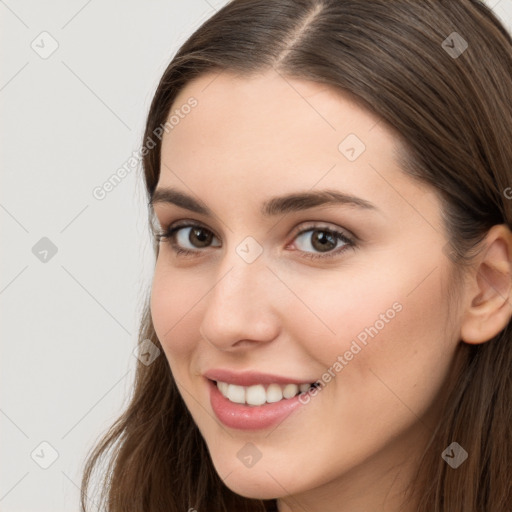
[164,69,394,159]
[158,70,438,225]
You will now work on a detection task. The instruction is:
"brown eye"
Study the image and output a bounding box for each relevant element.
[157,221,355,261]
[309,230,338,252]
[293,226,352,258]
[186,227,214,248]
[155,222,221,256]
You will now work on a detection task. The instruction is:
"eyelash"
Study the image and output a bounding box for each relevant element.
[154,221,356,261]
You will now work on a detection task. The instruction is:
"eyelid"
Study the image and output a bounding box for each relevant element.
[158,218,355,240]
[288,221,356,243]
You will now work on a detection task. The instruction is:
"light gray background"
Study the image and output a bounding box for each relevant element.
[1,1,511,511]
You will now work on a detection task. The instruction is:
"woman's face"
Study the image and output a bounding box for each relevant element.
[150,70,462,509]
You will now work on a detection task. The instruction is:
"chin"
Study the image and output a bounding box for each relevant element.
[220,471,285,501]
[214,461,295,500]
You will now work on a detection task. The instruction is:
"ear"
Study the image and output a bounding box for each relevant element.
[460,224,512,345]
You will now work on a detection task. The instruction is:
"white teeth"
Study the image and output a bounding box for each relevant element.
[282,383,299,398]
[245,384,267,406]
[216,380,312,406]
[266,383,283,403]
[218,381,229,396]
[227,384,246,404]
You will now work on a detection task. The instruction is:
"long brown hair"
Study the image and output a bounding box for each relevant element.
[80,1,512,510]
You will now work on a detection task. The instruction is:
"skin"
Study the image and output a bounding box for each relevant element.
[149,69,512,512]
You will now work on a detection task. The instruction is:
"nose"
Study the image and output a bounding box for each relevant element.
[198,250,281,352]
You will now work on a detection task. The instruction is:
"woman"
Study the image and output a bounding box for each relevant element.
[81,1,512,510]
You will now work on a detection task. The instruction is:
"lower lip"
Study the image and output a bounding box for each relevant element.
[208,379,308,430]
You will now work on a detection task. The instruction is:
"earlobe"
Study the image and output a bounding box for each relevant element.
[460,224,512,345]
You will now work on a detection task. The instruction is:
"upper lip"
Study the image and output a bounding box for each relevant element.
[203,368,314,387]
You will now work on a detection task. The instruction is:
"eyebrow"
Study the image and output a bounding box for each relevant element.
[149,187,378,217]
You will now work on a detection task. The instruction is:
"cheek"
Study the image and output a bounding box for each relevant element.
[150,263,204,359]
[316,261,455,427]
[293,253,455,394]
[286,267,407,364]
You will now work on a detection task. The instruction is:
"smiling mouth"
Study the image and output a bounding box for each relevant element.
[211,379,320,406]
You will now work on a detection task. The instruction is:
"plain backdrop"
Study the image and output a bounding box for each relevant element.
[1,1,511,511]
